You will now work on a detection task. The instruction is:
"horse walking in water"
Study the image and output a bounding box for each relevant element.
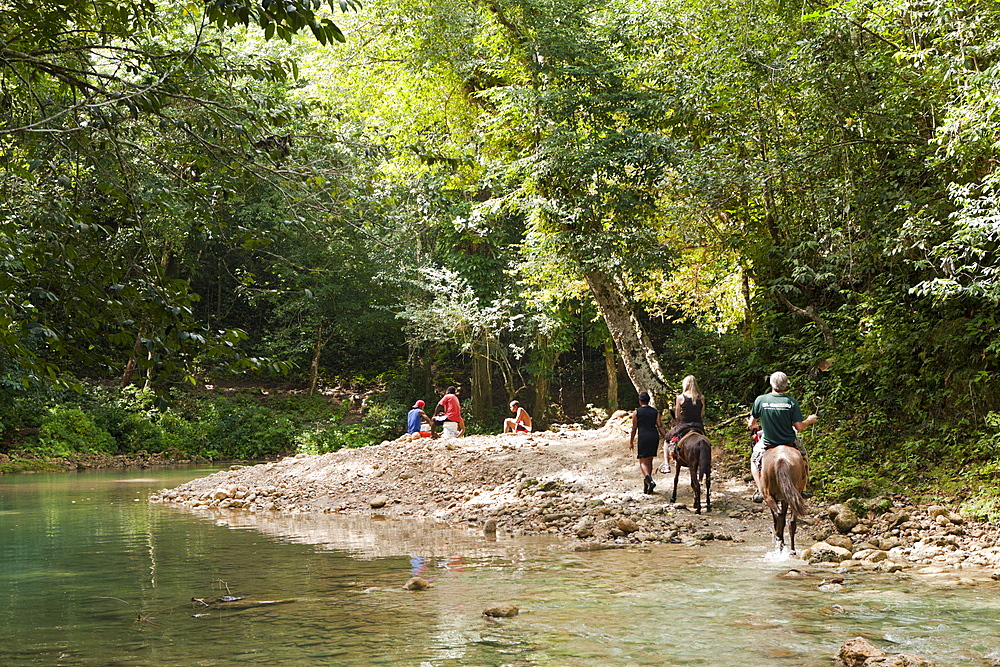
[761,445,808,553]
[670,432,712,514]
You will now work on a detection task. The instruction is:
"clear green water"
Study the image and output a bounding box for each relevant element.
[2,468,999,666]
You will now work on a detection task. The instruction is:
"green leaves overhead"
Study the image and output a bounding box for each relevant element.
[204,0,359,45]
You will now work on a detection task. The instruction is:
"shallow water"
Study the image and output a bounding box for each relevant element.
[1,468,999,666]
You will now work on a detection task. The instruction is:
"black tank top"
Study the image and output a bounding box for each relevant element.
[636,405,659,437]
[677,394,703,423]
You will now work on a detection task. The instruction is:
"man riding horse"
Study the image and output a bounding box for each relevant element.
[747,371,817,503]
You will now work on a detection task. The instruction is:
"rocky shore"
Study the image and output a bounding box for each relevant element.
[150,412,1000,573]
[802,498,1000,575]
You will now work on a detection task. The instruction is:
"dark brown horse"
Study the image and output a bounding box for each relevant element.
[670,432,712,514]
[761,445,808,553]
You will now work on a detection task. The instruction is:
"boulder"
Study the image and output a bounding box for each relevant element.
[403,577,431,591]
[483,602,519,618]
[370,496,389,509]
[828,504,860,533]
[804,542,853,563]
[927,505,949,520]
[483,518,498,535]
[616,518,640,534]
[838,637,884,666]
[825,534,855,551]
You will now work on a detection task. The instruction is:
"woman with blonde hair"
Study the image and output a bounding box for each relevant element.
[661,375,706,472]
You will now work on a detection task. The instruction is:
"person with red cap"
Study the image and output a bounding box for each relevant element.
[406,400,431,435]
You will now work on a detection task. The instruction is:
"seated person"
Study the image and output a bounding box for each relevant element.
[503,400,532,433]
[406,400,431,436]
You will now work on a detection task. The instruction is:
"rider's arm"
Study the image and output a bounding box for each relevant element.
[793,414,818,431]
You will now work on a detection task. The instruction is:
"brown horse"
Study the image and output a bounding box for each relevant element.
[670,432,712,514]
[760,445,808,553]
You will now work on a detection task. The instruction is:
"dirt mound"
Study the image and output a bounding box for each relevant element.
[152,421,773,548]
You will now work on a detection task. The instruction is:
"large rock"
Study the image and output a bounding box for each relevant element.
[804,541,853,563]
[838,637,884,665]
[616,518,640,534]
[483,602,519,618]
[403,577,432,591]
[828,504,860,534]
[837,637,935,666]
[825,534,855,551]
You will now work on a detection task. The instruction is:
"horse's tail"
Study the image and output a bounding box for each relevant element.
[698,436,712,481]
[777,460,806,518]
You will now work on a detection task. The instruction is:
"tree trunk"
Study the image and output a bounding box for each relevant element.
[532,334,560,429]
[471,341,492,422]
[604,338,618,413]
[308,319,324,397]
[583,268,671,410]
[741,266,753,334]
[120,332,144,388]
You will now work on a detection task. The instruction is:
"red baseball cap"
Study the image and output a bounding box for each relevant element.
[412,400,425,408]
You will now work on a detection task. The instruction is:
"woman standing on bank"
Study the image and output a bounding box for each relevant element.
[629,391,666,494]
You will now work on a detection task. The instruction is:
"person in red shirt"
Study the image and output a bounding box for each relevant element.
[434,386,465,437]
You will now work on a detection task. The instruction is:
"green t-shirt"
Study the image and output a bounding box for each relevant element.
[751,392,804,447]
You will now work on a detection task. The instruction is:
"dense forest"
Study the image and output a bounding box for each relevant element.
[1,0,999,513]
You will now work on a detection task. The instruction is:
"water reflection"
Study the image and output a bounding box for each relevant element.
[1,469,999,666]
[173,503,559,560]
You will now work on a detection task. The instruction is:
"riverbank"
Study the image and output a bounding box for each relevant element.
[151,412,1000,574]
[0,450,211,474]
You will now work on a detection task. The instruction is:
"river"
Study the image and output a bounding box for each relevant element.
[1,467,998,666]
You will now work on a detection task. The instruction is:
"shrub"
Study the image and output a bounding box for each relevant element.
[203,398,297,459]
[37,406,116,455]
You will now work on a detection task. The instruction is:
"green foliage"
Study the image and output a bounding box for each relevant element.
[197,398,296,459]
[37,407,117,456]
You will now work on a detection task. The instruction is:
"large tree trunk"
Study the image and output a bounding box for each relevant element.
[471,341,492,422]
[604,338,618,413]
[120,332,144,388]
[531,334,560,429]
[308,319,324,397]
[583,268,671,410]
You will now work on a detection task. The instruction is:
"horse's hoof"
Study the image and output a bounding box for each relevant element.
[695,509,701,515]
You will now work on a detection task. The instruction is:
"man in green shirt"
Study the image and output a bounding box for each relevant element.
[747,371,817,503]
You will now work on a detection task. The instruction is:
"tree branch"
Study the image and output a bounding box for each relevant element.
[775,293,836,349]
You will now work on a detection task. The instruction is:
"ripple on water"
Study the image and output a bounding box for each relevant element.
[4,470,1000,666]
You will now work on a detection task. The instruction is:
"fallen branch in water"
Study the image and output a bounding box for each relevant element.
[96,596,165,628]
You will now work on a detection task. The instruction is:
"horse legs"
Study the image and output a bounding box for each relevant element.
[690,467,701,514]
[775,502,789,551]
[704,468,711,513]
[788,515,798,555]
[670,464,681,503]
[766,498,786,551]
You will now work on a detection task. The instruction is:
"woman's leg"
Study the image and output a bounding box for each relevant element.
[639,457,654,478]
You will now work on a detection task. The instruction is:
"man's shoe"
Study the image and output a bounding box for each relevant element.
[752,492,764,503]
